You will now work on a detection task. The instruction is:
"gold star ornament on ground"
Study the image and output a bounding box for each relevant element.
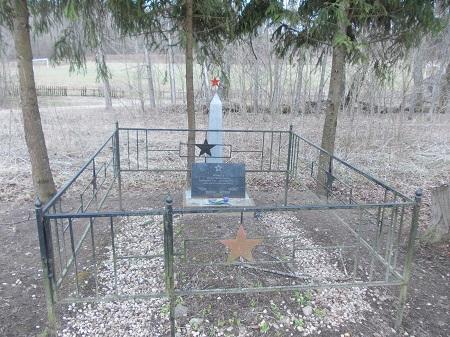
[219,225,262,263]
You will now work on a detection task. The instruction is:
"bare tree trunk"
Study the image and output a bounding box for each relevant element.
[308,51,313,103]
[268,36,273,112]
[0,38,7,106]
[316,28,346,194]
[95,44,112,110]
[221,60,231,101]
[185,0,195,183]
[137,64,145,113]
[202,60,209,108]
[432,0,449,114]
[423,185,450,243]
[345,65,367,114]
[270,56,281,114]
[0,27,5,105]
[435,0,447,17]
[268,65,273,110]
[280,60,287,110]
[133,40,145,113]
[399,65,412,113]
[168,33,176,105]
[292,52,304,114]
[317,51,328,113]
[144,38,156,108]
[412,47,424,113]
[430,61,444,114]
[11,0,56,203]
[252,64,260,113]
[240,63,246,112]
[437,61,450,114]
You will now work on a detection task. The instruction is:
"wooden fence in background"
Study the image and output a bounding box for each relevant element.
[8,85,125,98]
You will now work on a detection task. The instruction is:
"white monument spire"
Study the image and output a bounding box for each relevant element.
[207,77,223,163]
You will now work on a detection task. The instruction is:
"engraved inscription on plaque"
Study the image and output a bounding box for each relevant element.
[191,163,245,198]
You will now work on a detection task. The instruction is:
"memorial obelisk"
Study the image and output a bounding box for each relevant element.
[207,77,223,163]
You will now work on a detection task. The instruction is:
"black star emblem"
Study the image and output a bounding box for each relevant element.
[196,139,216,157]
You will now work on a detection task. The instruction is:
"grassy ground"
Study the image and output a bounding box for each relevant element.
[8,56,408,108]
[31,61,179,88]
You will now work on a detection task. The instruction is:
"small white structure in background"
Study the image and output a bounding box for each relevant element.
[32,58,49,67]
[206,92,223,163]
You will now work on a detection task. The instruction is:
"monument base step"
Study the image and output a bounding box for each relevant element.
[183,190,255,208]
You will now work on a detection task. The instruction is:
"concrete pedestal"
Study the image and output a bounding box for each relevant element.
[183,189,255,207]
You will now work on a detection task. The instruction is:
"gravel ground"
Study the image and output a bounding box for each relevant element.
[60,216,169,337]
[59,211,373,337]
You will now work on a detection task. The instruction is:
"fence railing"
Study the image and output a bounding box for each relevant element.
[8,85,125,98]
[35,124,421,336]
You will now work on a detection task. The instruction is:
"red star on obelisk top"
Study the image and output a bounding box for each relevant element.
[211,77,220,88]
[219,225,262,263]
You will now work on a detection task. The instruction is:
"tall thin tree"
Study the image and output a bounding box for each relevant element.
[144,35,156,108]
[185,0,195,180]
[8,0,56,203]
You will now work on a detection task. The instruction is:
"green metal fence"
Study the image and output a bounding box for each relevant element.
[35,124,421,336]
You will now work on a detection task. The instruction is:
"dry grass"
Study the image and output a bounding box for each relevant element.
[0,97,449,232]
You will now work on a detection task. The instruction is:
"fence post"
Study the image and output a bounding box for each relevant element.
[114,122,123,210]
[395,189,422,329]
[35,198,57,336]
[284,125,293,206]
[164,196,175,337]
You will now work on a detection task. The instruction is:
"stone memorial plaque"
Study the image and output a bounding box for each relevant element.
[191,163,245,198]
